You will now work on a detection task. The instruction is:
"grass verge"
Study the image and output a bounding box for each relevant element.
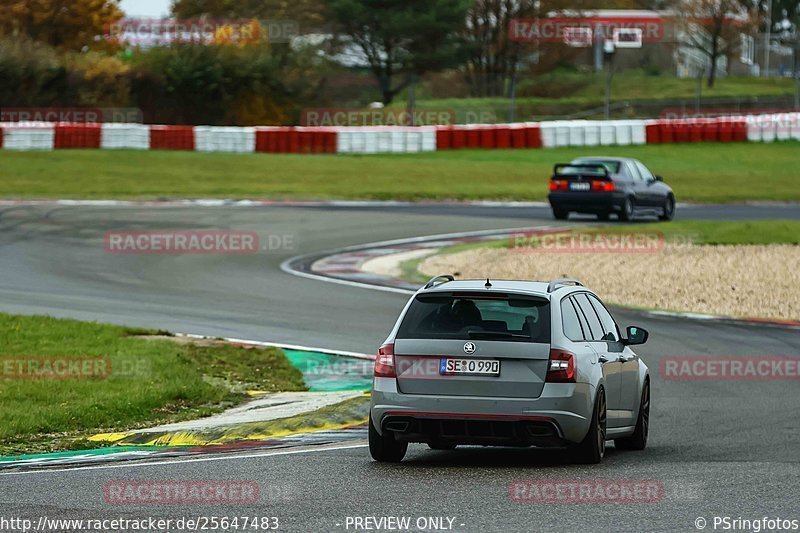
[393,72,796,120]
[1,143,799,203]
[0,314,306,456]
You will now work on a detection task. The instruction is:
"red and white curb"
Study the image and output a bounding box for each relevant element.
[282,228,800,330]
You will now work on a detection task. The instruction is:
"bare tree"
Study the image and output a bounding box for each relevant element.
[462,0,538,97]
[677,0,756,87]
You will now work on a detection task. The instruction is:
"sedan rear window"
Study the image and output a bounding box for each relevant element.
[397,293,551,343]
[571,160,621,174]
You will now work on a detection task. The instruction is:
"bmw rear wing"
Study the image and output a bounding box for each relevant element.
[552,163,610,179]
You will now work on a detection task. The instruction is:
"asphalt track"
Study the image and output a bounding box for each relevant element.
[1,202,799,532]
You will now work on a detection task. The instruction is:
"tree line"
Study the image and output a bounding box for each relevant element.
[0,0,788,125]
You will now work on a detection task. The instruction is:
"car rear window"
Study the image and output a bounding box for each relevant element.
[396,293,551,343]
[570,160,621,174]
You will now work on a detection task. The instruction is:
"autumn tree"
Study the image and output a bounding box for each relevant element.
[171,0,327,31]
[0,0,123,52]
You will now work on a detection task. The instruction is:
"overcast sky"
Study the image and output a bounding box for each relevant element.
[120,0,171,17]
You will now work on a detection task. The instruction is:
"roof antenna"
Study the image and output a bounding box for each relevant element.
[485,278,492,289]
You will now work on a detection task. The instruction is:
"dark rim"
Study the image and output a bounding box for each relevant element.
[665,197,675,217]
[624,198,633,218]
[597,391,607,456]
[641,382,650,441]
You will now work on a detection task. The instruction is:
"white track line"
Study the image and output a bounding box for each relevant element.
[175,333,375,360]
[279,225,554,295]
[0,443,369,477]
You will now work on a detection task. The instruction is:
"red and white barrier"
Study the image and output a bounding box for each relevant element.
[0,113,795,154]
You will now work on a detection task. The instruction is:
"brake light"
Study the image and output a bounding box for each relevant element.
[546,349,575,383]
[374,343,396,378]
[591,180,615,192]
[549,180,569,191]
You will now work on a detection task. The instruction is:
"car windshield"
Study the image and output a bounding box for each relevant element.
[570,160,621,174]
[396,293,551,343]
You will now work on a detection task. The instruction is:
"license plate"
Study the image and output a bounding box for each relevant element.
[569,181,590,191]
[440,358,500,376]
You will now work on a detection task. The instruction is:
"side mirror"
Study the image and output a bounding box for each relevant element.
[655,175,663,182]
[624,325,649,345]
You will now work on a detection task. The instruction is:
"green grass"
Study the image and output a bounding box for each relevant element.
[400,73,796,120]
[0,314,305,455]
[489,220,800,249]
[628,220,800,245]
[1,142,799,203]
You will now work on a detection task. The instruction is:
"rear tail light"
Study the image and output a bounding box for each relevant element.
[591,180,615,192]
[374,343,396,378]
[549,180,569,191]
[546,349,575,383]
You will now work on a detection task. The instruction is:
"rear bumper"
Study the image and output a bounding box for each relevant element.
[548,192,626,213]
[371,377,594,445]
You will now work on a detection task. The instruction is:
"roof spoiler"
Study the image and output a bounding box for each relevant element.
[547,278,584,293]
[424,274,455,289]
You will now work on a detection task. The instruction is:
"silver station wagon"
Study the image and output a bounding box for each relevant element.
[369,276,651,464]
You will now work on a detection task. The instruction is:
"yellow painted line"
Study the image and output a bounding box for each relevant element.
[233,417,369,443]
[89,417,369,447]
[88,432,133,443]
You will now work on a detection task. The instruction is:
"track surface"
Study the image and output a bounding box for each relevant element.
[1,203,799,532]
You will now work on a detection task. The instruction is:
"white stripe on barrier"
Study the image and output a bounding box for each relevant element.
[538,122,557,148]
[775,113,792,141]
[599,122,616,146]
[630,120,647,145]
[335,126,436,154]
[195,126,255,153]
[791,113,800,141]
[567,120,586,147]
[100,123,150,150]
[0,125,55,150]
[613,121,633,145]
[584,121,600,147]
[420,126,437,152]
[746,115,763,142]
[336,128,352,154]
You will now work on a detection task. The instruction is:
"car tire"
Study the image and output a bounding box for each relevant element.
[572,388,606,464]
[552,208,568,220]
[658,195,675,221]
[618,197,634,222]
[615,379,649,451]
[369,415,408,462]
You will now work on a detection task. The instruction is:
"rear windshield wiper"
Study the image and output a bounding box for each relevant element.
[467,330,531,340]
